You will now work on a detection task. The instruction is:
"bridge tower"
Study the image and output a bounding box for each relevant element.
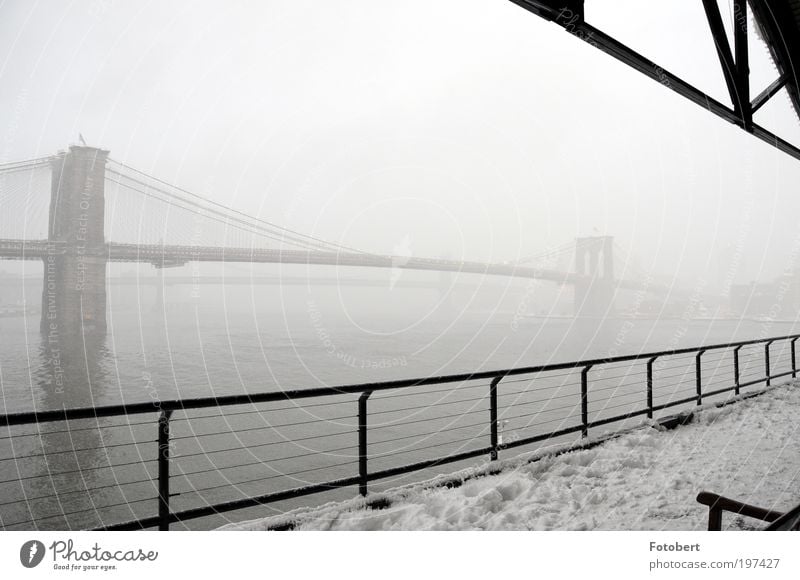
[573,236,614,318]
[40,146,109,337]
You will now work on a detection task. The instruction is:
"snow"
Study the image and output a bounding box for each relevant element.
[220,382,800,531]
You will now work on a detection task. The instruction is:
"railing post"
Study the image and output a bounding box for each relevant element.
[358,391,372,497]
[490,377,501,461]
[792,338,798,379]
[157,409,173,531]
[708,506,723,532]
[646,356,657,419]
[581,365,592,438]
[695,350,705,406]
[765,340,774,386]
[733,345,742,395]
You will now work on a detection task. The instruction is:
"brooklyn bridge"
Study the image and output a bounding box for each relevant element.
[0,145,650,337]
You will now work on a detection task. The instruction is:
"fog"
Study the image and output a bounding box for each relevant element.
[5,1,800,533]
[1,0,799,288]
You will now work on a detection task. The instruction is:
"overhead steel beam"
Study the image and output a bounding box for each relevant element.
[507,0,800,162]
[580,22,741,125]
[752,74,787,113]
[749,0,800,122]
[733,1,751,128]
[701,0,741,112]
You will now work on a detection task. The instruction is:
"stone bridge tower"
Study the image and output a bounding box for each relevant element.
[40,146,109,337]
[573,235,614,318]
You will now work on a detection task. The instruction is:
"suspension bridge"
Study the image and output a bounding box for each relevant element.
[0,145,656,337]
[3,0,799,533]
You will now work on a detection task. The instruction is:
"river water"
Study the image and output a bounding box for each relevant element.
[1,276,797,529]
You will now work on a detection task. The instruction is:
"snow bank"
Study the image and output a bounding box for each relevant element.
[221,382,800,531]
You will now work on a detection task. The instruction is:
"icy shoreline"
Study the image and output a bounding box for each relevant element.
[220,382,800,531]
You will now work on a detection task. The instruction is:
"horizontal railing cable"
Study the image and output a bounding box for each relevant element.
[375,435,488,460]
[0,476,157,508]
[2,332,798,531]
[368,394,489,417]
[173,444,359,480]
[170,415,355,441]
[0,439,156,462]
[173,430,354,460]
[2,496,157,529]
[499,402,582,423]
[171,460,360,497]
[0,458,156,486]
[369,407,486,430]
[372,381,489,400]
[6,331,800,427]
[0,419,155,440]
[372,420,490,447]
[499,390,578,404]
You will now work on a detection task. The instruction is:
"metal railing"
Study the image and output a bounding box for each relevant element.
[1,332,798,531]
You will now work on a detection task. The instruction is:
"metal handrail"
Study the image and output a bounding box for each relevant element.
[3,332,799,427]
[1,331,798,531]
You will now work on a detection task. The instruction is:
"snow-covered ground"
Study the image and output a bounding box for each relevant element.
[221,382,800,531]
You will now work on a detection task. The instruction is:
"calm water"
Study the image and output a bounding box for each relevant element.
[1,279,797,529]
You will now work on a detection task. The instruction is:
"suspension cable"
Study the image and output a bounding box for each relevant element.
[107,160,370,255]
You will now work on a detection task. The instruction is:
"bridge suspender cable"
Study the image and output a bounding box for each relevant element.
[0,156,51,169]
[0,157,51,175]
[105,170,358,253]
[106,159,371,255]
[515,242,576,265]
[105,172,335,252]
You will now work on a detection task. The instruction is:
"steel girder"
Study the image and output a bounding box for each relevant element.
[507,0,800,161]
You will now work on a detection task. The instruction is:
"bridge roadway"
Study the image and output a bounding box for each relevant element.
[0,238,660,293]
[0,275,498,290]
[0,238,594,286]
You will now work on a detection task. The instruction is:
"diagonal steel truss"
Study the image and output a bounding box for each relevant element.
[508,0,800,161]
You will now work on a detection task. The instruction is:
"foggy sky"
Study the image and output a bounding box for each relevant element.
[2,0,800,288]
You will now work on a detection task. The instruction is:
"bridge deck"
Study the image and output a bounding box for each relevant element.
[0,238,589,285]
